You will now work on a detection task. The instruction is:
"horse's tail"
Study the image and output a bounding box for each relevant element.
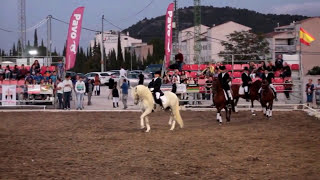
[173,100,184,128]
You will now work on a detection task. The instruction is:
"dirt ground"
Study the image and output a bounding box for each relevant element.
[0,110,319,179]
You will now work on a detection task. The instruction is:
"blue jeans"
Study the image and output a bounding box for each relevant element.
[307,93,313,103]
[57,93,63,109]
[63,91,71,109]
[76,93,84,109]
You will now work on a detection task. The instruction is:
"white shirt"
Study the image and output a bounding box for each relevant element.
[120,68,127,78]
[75,81,86,94]
[57,82,64,94]
[62,79,73,92]
[222,72,226,77]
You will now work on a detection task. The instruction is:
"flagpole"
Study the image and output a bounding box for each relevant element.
[299,28,303,103]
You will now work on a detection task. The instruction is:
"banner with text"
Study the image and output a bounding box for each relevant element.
[2,85,16,106]
[65,7,85,70]
[164,3,174,69]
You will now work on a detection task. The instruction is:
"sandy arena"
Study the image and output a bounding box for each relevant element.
[0,110,319,179]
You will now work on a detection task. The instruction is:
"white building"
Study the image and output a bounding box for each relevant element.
[179,21,252,64]
[91,30,142,57]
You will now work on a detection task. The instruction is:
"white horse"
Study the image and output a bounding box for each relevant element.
[132,85,184,132]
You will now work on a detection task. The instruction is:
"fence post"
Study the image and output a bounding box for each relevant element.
[231,55,234,78]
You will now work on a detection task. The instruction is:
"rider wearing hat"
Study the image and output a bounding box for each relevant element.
[242,67,252,102]
[218,65,234,109]
[151,71,164,107]
[260,69,278,101]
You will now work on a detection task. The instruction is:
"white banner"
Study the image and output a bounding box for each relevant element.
[177,84,186,93]
[16,58,28,66]
[2,85,16,106]
[28,85,41,94]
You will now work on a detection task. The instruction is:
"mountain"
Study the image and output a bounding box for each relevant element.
[123,6,308,43]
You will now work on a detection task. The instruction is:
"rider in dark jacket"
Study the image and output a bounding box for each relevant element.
[260,69,278,101]
[241,67,252,101]
[218,66,235,112]
[149,71,164,107]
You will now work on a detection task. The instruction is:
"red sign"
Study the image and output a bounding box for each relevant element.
[65,7,85,70]
[164,3,174,69]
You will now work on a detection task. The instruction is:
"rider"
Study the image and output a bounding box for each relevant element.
[151,71,164,108]
[218,65,235,111]
[241,67,252,102]
[260,69,278,101]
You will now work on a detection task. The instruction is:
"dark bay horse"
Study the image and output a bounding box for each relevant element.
[260,79,274,118]
[212,79,233,124]
[232,80,262,115]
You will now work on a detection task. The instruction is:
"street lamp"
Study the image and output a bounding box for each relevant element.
[28,50,38,56]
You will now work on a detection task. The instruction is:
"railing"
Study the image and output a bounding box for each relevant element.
[274,45,296,52]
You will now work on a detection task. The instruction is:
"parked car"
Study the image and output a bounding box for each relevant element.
[84,72,115,85]
[66,71,77,80]
[145,64,162,75]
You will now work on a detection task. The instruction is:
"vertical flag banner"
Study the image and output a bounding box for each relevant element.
[300,27,315,46]
[2,85,16,106]
[65,7,85,70]
[164,3,174,69]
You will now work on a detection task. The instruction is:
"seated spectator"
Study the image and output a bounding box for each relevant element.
[4,65,11,80]
[259,61,267,71]
[284,79,293,100]
[19,64,28,80]
[250,69,257,79]
[171,76,178,94]
[31,60,41,74]
[23,80,29,100]
[180,71,187,84]
[50,71,57,84]
[163,75,171,84]
[249,62,256,73]
[281,62,292,79]
[30,64,37,75]
[202,62,214,77]
[0,65,4,80]
[34,72,44,84]
[11,65,20,80]
[275,54,284,71]
[266,61,276,72]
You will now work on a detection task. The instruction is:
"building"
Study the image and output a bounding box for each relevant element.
[179,21,252,64]
[91,30,152,61]
[266,17,320,74]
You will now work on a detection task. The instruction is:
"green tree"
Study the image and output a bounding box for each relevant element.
[12,43,17,56]
[219,31,270,61]
[117,33,124,68]
[34,29,38,47]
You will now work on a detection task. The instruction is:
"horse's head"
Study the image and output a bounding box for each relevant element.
[132,86,140,105]
[261,79,269,89]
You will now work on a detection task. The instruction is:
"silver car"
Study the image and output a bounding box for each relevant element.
[85,72,114,85]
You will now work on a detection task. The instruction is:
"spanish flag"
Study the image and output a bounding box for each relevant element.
[300,27,315,46]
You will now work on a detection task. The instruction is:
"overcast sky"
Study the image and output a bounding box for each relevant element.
[1,0,319,54]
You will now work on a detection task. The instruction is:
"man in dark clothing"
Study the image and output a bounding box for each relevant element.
[218,66,235,111]
[175,52,184,72]
[108,76,115,99]
[138,72,144,85]
[260,69,278,101]
[151,71,164,107]
[241,67,252,102]
[275,54,284,71]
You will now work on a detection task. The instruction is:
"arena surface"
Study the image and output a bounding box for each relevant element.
[0,111,319,179]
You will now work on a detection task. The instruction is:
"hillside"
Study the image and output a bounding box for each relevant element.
[123,6,308,43]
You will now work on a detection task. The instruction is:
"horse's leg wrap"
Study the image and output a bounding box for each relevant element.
[145,116,150,132]
[170,114,176,131]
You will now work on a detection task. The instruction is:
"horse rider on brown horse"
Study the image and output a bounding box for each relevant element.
[218,65,235,111]
[242,67,252,102]
[259,69,278,101]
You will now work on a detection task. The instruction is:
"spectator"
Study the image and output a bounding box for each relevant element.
[171,76,178,94]
[119,66,127,86]
[23,80,29,100]
[25,72,33,84]
[19,64,28,80]
[138,72,144,85]
[121,79,129,109]
[174,52,184,71]
[281,62,291,79]
[93,74,100,96]
[86,79,94,106]
[50,71,57,84]
[112,83,119,108]
[34,72,43,84]
[75,76,86,110]
[108,75,115,99]
[205,76,213,100]
[180,71,187,84]
[187,77,195,84]
[315,79,320,107]
[30,64,37,75]
[0,65,4,80]
[306,79,314,106]
[213,68,219,78]
[275,54,284,71]
[57,59,64,79]
[31,60,41,74]
[163,75,171,84]
[4,65,11,80]
[284,79,293,100]
[266,61,276,72]
[12,65,19,80]
[172,69,180,83]
[202,62,214,77]
[56,78,64,109]
[63,75,73,110]
[249,62,256,73]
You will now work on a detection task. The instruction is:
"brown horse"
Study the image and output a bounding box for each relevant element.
[232,80,262,115]
[212,79,232,124]
[260,79,274,118]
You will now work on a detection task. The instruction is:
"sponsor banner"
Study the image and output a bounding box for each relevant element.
[28,85,41,94]
[164,3,174,69]
[187,84,200,93]
[2,85,16,106]
[176,84,186,93]
[40,85,54,95]
[65,7,85,70]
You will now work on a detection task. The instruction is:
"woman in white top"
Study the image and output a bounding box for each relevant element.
[62,75,73,110]
[56,78,64,109]
[75,77,86,110]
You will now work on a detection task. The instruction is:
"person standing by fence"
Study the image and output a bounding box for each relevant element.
[94,74,100,96]
[63,75,73,110]
[86,79,94,105]
[56,78,64,109]
[112,83,119,108]
[121,79,129,109]
[306,79,315,106]
[75,76,86,110]
[138,72,144,85]
[108,76,115,99]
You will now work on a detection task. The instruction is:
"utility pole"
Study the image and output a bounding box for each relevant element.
[194,0,201,65]
[172,0,179,56]
[47,15,52,64]
[101,15,105,72]
[18,0,26,56]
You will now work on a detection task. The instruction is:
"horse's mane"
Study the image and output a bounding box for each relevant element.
[134,85,154,104]
[252,80,262,89]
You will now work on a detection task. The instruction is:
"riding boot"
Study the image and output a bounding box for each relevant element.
[113,103,116,108]
[229,98,236,112]
[272,89,278,101]
[117,102,119,107]
[245,92,250,102]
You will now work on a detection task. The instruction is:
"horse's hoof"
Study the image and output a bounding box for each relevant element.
[145,129,150,133]
[252,113,256,116]
[140,126,146,130]
[219,122,222,125]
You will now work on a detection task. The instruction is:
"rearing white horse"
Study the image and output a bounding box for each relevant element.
[132,85,184,132]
